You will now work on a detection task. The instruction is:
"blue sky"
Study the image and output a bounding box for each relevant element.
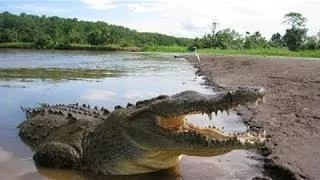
[1,0,320,38]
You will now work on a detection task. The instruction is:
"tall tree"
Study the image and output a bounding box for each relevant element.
[282,12,307,51]
[283,12,307,29]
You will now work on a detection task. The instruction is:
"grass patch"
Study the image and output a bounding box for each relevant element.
[198,48,320,58]
[141,45,189,52]
[67,44,140,52]
[1,43,319,58]
[0,68,126,80]
[0,42,140,52]
[139,46,320,58]
[0,42,34,49]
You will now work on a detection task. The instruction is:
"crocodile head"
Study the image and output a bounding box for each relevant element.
[90,87,266,175]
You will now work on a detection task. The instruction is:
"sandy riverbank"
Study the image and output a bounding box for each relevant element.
[181,55,320,180]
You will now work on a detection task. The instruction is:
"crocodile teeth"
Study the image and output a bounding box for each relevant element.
[214,110,218,116]
[247,132,254,138]
[258,130,267,138]
[207,112,213,120]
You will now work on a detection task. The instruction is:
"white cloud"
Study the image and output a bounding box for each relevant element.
[128,0,320,37]
[81,90,116,101]
[80,0,320,38]
[127,2,164,13]
[81,0,117,10]
[14,4,69,14]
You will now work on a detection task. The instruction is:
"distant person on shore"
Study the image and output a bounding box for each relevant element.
[193,46,200,65]
[192,46,200,81]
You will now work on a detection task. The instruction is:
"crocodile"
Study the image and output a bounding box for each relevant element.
[18,87,266,175]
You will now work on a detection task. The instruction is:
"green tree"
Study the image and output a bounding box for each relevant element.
[282,12,307,51]
[244,31,269,49]
[318,33,320,49]
[269,33,284,48]
[301,36,318,50]
[188,38,203,50]
[201,33,214,48]
[214,29,243,49]
[201,28,243,49]
[68,28,83,44]
[283,12,307,29]
[87,30,106,45]
[34,34,52,48]
[283,28,307,51]
[0,29,18,42]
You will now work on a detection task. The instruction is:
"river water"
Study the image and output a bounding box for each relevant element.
[0,49,263,179]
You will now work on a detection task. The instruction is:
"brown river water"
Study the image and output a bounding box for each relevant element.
[0,50,263,179]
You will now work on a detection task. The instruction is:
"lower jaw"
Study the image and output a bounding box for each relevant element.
[172,121,232,140]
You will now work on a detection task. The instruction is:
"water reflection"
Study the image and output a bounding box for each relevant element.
[35,166,181,180]
[0,68,125,80]
[80,89,116,101]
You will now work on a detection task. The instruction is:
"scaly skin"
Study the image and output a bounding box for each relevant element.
[18,87,266,175]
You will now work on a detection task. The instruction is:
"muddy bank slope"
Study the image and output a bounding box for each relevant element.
[182,55,320,180]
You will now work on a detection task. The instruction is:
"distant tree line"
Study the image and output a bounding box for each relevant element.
[0,12,192,49]
[190,12,320,51]
[1,11,319,51]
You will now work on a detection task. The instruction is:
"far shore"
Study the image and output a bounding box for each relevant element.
[1,43,320,58]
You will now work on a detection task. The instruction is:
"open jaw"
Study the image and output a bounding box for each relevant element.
[155,111,266,145]
[152,88,266,155]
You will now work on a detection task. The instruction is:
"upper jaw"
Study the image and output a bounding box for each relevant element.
[150,87,266,120]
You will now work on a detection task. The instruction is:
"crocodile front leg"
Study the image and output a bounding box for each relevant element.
[33,141,81,169]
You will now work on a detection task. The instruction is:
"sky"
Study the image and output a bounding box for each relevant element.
[1,0,320,38]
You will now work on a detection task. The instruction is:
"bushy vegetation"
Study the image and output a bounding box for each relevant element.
[189,12,320,52]
[0,11,319,56]
[0,12,192,49]
[195,29,269,50]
